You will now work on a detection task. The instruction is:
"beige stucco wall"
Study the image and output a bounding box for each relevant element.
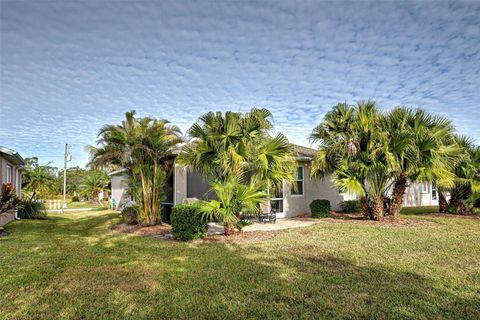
[174,161,355,218]
[279,164,355,218]
[174,164,188,205]
[0,155,22,197]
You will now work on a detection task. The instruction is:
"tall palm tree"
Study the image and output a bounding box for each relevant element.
[178,108,296,234]
[89,111,183,225]
[384,108,463,217]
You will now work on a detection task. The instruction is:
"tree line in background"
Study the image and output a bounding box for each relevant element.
[20,157,109,204]
[88,102,479,231]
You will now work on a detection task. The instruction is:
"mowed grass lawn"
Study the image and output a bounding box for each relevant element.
[1,210,479,319]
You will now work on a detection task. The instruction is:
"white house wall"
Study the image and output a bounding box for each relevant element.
[111,175,129,209]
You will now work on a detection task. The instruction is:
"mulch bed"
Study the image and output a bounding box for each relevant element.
[112,223,279,243]
[321,212,438,228]
[112,223,172,238]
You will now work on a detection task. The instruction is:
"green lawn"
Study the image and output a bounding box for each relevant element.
[1,210,479,319]
[65,201,109,209]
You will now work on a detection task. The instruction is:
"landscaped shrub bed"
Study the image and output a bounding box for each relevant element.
[339,200,360,212]
[17,199,47,219]
[171,204,208,241]
[309,199,331,218]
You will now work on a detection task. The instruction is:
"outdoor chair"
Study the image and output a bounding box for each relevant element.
[258,208,277,224]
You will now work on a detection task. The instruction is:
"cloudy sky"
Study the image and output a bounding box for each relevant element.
[1,1,479,167]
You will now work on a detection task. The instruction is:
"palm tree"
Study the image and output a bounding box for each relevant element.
[441,136,480,214]
[199,175,268,235]
[22,157,57,200]
[384,108,463,217]
[178,108,296,234]
[311,101,393,220]
[80,171,109,204]
[89,111,183,225]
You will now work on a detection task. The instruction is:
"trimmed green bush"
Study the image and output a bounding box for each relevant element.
[121,205,139,225]
[339,200,360,213]
[309,199,331,218]
[17,199,47,219]
[171,204,208,241]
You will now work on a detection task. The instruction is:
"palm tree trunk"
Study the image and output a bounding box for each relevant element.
[371,196,384,221]
[360,196,372,220]
[388,174,407,218]
[439,192,448,213]
[224,221,235,236]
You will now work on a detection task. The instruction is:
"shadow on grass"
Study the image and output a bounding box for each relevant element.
[2,212,479,319]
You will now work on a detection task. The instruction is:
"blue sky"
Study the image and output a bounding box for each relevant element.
[1,1,479,168]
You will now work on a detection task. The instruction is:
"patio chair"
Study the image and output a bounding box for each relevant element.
[258,208,277,224]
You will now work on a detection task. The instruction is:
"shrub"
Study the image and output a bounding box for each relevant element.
[71,196,80,202]
[121,205,139,225]
[309,199,331,218]
[171,204,208,241]
[236,220,252,231]
[448,207,458,214]
[17,199,47,219]
[0,183,20,214]
[339,200,360,213]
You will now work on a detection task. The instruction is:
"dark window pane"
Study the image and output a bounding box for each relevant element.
[297,166,303,180]
[271,200,283,213]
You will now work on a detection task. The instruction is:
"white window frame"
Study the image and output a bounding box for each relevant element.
[6,165,12,183]
[270,183,284,213]
[421,182,430,194]
[291,166,304,197]
[431,186,437,200]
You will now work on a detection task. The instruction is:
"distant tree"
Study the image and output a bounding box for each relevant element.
[22,157,58,200]
[80,171,109,204]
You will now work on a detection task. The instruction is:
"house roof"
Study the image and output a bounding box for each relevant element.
[292,144,317,161]
[108,143,318,176]
[0,146,25,166]
[108,168,128,176]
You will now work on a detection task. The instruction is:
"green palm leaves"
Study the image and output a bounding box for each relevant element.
[89,111,183,225]
[178,108,295,234]
[310,101,465,220]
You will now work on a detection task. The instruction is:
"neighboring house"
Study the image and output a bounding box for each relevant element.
[403,182,439,207]
[110,144,357,218]
[0,146,25,227]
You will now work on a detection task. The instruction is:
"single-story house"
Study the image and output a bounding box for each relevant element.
[0,146,25,226]
[109,144,357,218]
[109,144,440,219]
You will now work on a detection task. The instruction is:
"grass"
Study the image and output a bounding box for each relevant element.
[1,210,479,319]
[400,205,439,215]
[64,201,108,209]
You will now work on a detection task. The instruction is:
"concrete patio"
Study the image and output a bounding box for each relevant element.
[207,217,321,235]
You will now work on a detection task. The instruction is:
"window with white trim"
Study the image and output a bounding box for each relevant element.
[291,166,304,196]
[6,165,12,183]
[431,186,437,200]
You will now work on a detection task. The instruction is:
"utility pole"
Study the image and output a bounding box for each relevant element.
[62,143,69,209]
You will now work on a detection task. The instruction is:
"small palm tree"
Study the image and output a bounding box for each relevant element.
[200,175,268,235]
[89,111,183,225]
[178,108,295,234]
[80,171,109,204]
